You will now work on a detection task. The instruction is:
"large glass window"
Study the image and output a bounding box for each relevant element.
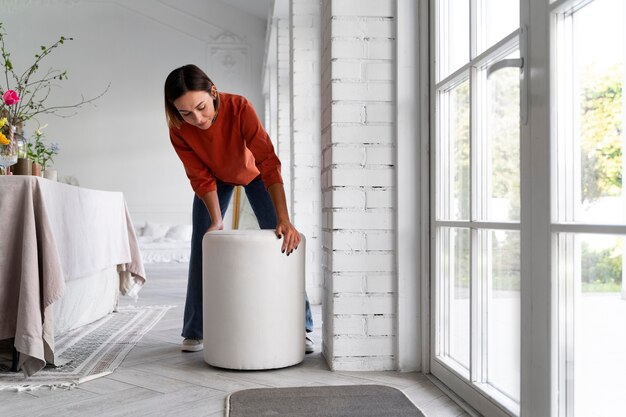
[432,0,521,414]
[553,0,625,416]
[431,0,625,415]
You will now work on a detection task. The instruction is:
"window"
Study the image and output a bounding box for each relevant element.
[553,0,625,415]
[431,0,624,415]
[432,0,521,414]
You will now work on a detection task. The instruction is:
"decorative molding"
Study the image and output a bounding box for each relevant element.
[207,30,251,90]
[212,30,246,44]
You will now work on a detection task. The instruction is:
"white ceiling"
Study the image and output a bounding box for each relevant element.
[217,0,272,21]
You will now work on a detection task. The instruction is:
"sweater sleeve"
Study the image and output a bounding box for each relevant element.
[239,99,283,189]
[169,129,217,195]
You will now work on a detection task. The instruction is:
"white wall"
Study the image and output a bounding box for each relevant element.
[1,0,267,226]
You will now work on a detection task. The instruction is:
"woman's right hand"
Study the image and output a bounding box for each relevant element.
[201,191,224,233]
[207,220,224,232]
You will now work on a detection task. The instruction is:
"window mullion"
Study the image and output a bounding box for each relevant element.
[439,90,449,219]
[569,15,582,223]
[521,0,553,414]
[440,228,451,359]
[469,47,478,380]
[471,0,478,60]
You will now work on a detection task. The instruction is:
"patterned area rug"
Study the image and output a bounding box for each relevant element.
[0,305,170,391]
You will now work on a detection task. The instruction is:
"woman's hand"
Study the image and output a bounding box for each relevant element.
[207,220,224,233]
[276,219,301,255]
[201,190,223,233]
[267,183,300,256]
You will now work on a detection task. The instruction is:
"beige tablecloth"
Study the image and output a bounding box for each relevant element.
[0,176,146,376]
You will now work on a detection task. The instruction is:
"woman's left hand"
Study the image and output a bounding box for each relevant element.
[267,183,301,256]
[275,219,301,255]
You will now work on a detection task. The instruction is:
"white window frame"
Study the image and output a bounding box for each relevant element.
[426,0,624,416]
[430,1,524,416]
[549,0,626,416]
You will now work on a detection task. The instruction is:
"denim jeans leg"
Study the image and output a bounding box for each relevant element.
[305,294,313,333]
[182,182,234,339]
[243,178,278,229]
[244,178,314,333]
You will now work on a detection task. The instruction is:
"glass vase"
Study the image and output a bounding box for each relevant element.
[0,125,18,175]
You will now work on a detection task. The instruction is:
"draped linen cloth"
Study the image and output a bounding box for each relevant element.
[0,176,145,376]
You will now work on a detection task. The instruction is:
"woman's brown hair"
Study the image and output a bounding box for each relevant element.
[164,64,220,129]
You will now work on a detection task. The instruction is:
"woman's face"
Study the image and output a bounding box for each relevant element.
[173,90,216,130]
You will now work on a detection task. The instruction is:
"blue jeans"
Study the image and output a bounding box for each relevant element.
[182,177,314,339]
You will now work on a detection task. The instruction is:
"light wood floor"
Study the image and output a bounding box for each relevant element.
[0,263,471,417]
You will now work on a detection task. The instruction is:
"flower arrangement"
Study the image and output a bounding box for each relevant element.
[0,22,107,128]
[0,22,108,173]
[27,124,59,171]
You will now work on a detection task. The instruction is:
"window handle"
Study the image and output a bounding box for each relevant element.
[486,26,528,125]
[486,58,523,77]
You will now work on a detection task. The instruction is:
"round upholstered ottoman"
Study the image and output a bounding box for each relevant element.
[202,230,305,370]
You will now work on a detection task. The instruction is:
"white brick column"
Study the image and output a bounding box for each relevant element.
[290,0,323,304]
[263,28,278,144]
[277,17,292,207]
[321,0,397,371]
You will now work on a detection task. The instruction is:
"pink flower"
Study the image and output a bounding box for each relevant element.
[2,90,20,105]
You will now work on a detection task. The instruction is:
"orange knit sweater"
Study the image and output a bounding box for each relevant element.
[169,93,282,196]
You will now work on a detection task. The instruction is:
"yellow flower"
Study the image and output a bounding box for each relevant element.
[0,117,6,129]
[0,131,9,145]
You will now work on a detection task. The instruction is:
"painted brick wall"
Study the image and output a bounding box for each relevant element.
[290,0,323,304]
[277,17,292,205]
[320,0,397,371]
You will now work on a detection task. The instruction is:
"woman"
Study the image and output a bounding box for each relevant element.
[164,64,314,353]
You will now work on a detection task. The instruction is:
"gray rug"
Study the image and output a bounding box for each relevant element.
[225,384,425,417]
[0,305,170,391]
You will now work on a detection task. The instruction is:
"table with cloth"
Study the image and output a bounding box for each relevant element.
[0,176,146,376]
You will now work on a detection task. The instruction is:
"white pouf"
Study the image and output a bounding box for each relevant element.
[202,230,305,370]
